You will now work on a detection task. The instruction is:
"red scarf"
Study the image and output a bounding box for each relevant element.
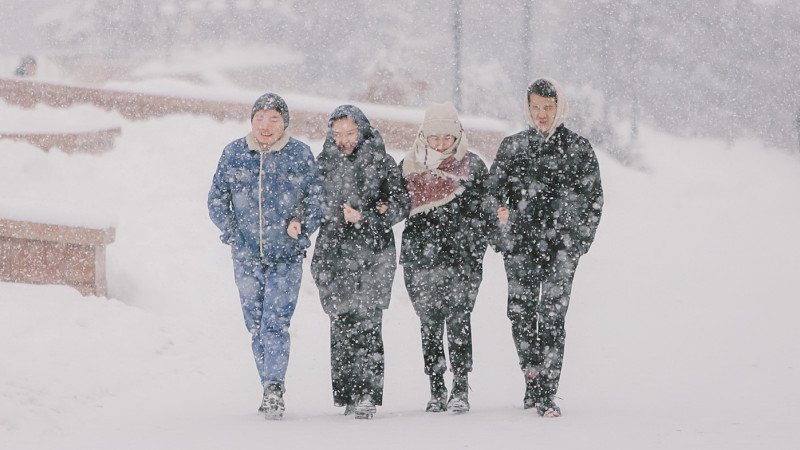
[404,155,470,216]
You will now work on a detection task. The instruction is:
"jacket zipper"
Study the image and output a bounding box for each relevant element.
[258,151,264,258]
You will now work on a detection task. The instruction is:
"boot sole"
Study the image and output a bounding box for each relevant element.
[447,399,470,413]
[262,397,285,420]
[354,404,376,420]
[264,409,284,420]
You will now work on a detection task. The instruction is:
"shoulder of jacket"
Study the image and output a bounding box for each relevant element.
[220,137,249,161]
[286,137,311,152]
[556,126,589,146]
[377,150,398,167]
[225,136,247,151]
[502,129,529,145]
[495,130,532,162]
[466,151,489,169]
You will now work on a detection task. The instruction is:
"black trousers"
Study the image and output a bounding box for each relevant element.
[404,265,482,377]
[329,309,384,406]
[504,250,579,399]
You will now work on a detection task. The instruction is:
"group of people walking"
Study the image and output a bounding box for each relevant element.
[207,77,604,421]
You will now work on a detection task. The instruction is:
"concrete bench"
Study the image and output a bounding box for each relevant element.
[0,218,115,296]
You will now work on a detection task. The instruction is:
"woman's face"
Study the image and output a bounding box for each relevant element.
[426,134,456,152]
[332,118,359,155]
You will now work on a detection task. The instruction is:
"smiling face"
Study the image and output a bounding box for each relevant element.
[332,118,359,155]
[251,109,285,147]
[528,94,558,133]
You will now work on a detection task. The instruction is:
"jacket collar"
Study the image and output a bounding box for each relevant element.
[246,131,290,153]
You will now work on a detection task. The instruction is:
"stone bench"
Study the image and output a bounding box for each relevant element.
[0,218,115,296]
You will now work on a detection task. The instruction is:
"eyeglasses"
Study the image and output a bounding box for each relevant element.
[426,135,456,146]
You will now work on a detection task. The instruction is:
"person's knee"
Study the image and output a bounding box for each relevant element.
[262,312,291,334]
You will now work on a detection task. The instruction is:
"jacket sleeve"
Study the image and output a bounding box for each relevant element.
[571,138,604,254]
[485,137,516,253]
[486,136,514,212]
[289,151,326,238]
[360,153,410,231]
[463,154,491,263]
[207,147,238,245]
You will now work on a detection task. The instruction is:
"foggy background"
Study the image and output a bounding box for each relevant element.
[2,0,799,154]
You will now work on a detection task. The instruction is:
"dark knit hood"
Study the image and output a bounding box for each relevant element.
[321,105,385,159]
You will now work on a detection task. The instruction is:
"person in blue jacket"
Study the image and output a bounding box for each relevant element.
[208,93,324,420]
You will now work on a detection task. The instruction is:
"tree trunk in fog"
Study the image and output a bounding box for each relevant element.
[521,0,532,88]
[453,0,463,110]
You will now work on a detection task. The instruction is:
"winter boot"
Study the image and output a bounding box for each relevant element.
[523,376,538,410]
[425,373,448,412]
[446,375,470,413]
[260,383,285,420]
[354,394,376,420]
[536,396,561,418]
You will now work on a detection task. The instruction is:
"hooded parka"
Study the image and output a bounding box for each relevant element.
[311,105,410,317]
[311,105,410,409]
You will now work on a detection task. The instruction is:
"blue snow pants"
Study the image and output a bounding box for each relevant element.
[232,258,302,391]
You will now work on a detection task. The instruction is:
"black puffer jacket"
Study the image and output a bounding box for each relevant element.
[311,105,410,315]
[487,124,603,259]
[400,152,490,270]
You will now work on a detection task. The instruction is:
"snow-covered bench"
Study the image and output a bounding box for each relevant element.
[0,127,122,154]
[0,78,509,159]
[0,219,115,296]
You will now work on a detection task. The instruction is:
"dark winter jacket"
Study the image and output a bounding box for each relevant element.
[487,124,603,259]
[208,135,324,264]
[311,105,410,316]
[400,152,490,270]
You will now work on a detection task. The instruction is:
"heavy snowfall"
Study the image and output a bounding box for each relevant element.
[2,1,800,449]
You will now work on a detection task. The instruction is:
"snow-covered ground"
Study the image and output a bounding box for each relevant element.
[2,97,799,449]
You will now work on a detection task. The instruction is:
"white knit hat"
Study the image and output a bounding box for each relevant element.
[422,102,462,137]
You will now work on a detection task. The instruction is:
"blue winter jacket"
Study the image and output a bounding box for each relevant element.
[208,135,324,264]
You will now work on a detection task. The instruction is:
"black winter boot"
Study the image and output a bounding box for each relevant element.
[447,375,470,413]
[536,396,561,417]
[426,373,447,412]
[523,376,538,410]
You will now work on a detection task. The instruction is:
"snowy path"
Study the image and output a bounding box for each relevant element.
[2,107,799,449]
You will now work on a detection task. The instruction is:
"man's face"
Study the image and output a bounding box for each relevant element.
[251,109,285,146]
[528,94,557,133]
[332,118,359,155]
